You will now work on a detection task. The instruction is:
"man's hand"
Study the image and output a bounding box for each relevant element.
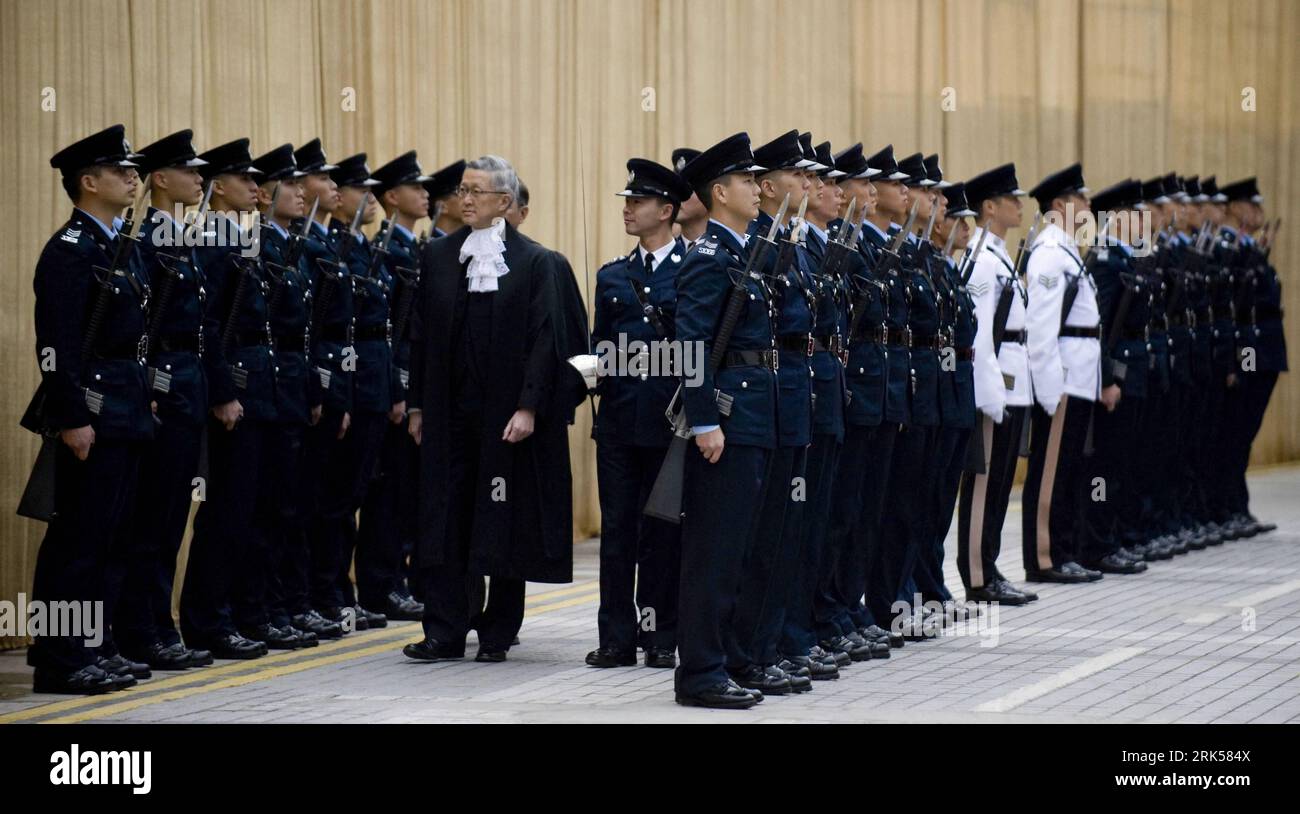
[212,400,243,431]
[337,411,351,439]
[408,411,422,445]
[1225,372,1238,388]
[388,400,407,425]
[60,425,95,461]
[694,427,725,464]
[310,405,322,426]
[503,409,535,443]
[1101,384,1122,412]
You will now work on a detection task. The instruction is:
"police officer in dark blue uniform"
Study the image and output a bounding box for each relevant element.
[777,138,848,680]
[816,143,895,659]
[358,150,433,621]
[180,138,278,658]
[1219,177,1284,537]
[114,130,216,671]
[672,133,775,709]
[26,125,153,693]
[884,151,945,636]
[928,180,981,604]
[584,158,692,669]
[1079,179,1153,574]
[227,144,319,649]
[854,144,917,637]
[725,130,817,697]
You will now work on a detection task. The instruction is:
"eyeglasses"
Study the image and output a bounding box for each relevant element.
[455,185,510,198]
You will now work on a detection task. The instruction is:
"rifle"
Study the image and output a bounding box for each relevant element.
[846,206,915,341]
[769,193,809,284]
[959,218,993,285]
[285,195,319,268]
[818,197,856,280]
[643,194,789,524]
[144,185,214,393]
[222,182,279,364]
[334,192,369,266]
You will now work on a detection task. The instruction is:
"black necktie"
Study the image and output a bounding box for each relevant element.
[643,251,655,277]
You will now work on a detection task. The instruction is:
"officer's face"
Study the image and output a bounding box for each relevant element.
[813,179,841,223]
[713,172,760,222]
[992,194,1023,230]
[760,169,809,215]
[1057,192,1091,233]
[336,186,376,225]
[386,183,429,220]
[262,179,305,219]
[213,172,259,212]
[154,166,204,206]
[304,172,339,216]
[436,192,463,223]
[85,165,139,208]
[875,180,907,220]
[676,192,707,225]
[954,217,972,250]
[622,195,672,237]
[910,187,932,221]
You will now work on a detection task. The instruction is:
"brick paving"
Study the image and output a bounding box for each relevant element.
[2,466,1298,724]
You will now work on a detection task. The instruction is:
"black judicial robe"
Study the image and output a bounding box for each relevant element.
[408,222,588,583]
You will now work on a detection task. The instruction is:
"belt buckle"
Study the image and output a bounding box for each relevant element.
[768,349,779,372]
[806,335,815,357]
[347,321,355,345]
[903,327,913,348]
[386,318,393,345]
[136,334,149,365]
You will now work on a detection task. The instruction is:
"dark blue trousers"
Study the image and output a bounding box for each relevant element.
[595,440,681,653]
[675,443,772,696]
[841,424,897,632]
[781,433,840,656]
[182,418,265,644]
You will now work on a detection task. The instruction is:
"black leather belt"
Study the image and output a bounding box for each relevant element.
[851,325,887,345]
[911,333,943,350]
[92,340,142,360]
[155,334,201,353]
[1060,326,1101,339]
[353,323,389,342]
[317,324,353,343]
[886,328,912,347]
[1000,330,1027,344]
[272,334,306,353]
[956,347,975,361]
[777,333,814,356]
[234,330,271,349]
[723,349,779,371]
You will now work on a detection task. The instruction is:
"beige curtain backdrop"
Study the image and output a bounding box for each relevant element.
[2,0,1297,648]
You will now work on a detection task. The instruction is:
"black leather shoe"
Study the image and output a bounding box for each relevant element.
[1025,566,1091,584]
[475,647,507,663]
[845,630,890,657]
[33,664,120,695]
[97,654,151,680]
[967,583,1028,606]
[293,610,343,639]
[127,642,191,671]
[821,634,873,662]
[730,664,793,695]
[384,591,424,621]
[287,627,319,648]
[1254,519,1277,534]
[785,655,838,680]
[815,640,853,666]
[585,647,635,668]
[205,633,267,660]
[675,679,760,709]
[857,625,891,644]
[402,638,464,661]
[1061,561,1104,581]
[1001,579,1038,602]
[644,648,676,668]
[775,658,811,678]
[355,605,388,629]
[809,644,847,668]
[241,623,302,650]
[1086,552,1148,574]
[316,606,352,628]
[768,663,812,693]
[184,647,214,667]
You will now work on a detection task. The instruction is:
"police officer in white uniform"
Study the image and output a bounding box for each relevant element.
[1022,165,1144,580]
[958,164,1035,604]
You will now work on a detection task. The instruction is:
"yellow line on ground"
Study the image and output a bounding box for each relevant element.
[0,581,597,725]
[9,588,600,725]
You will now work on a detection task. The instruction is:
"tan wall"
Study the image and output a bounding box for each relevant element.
[3,0,1298,648]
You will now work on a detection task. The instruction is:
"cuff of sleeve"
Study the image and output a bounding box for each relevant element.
[691,424,720,434]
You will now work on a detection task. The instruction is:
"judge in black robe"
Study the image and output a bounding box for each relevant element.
[404,159,588,659]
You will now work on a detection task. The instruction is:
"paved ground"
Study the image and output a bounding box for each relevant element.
[3,466,1299,724]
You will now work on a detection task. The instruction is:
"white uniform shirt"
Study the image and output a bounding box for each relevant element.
[967,227,1032,418]
[1025,221,1101,411]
